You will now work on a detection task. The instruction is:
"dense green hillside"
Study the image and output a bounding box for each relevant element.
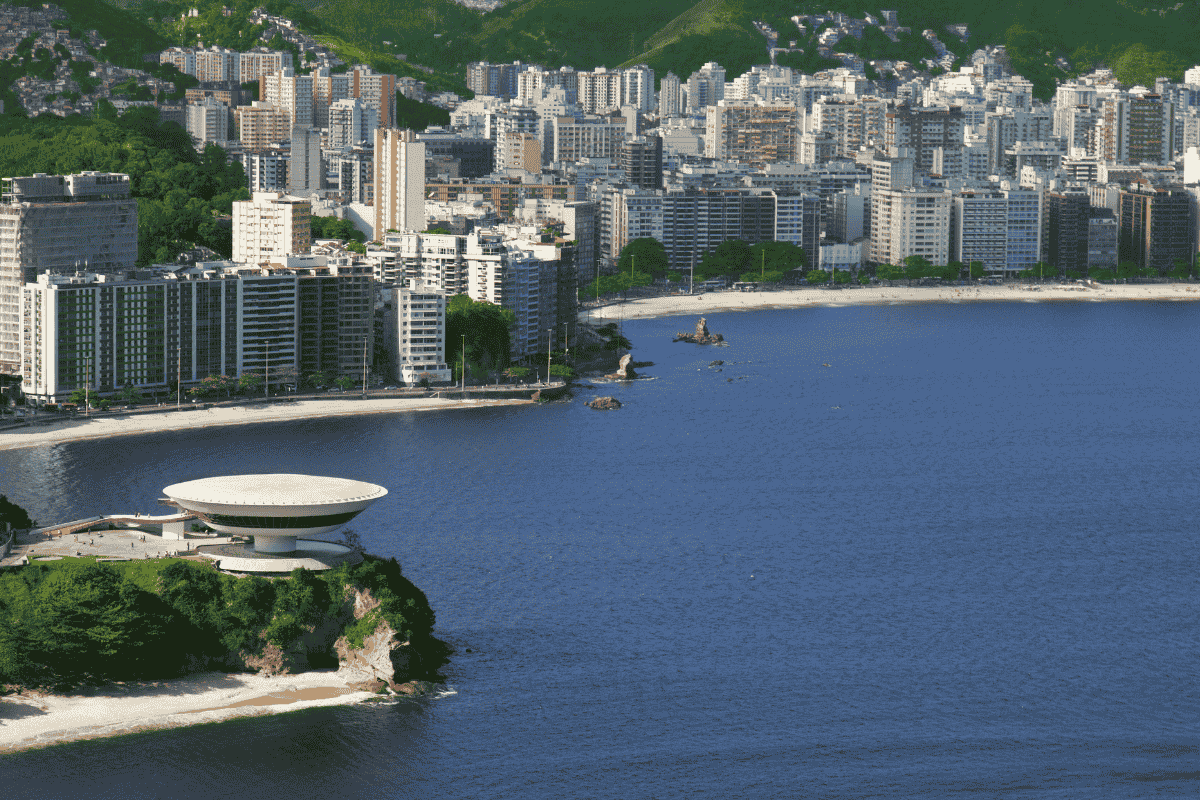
[92,0,1200,100]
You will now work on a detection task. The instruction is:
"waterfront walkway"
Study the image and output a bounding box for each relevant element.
[0,515,234,567]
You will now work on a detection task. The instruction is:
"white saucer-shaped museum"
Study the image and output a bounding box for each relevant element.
[162,474,387,554]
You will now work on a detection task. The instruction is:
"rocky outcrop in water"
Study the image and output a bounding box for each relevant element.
[587,396,622,410]
[606,354,638,380]
[674,317,725,344]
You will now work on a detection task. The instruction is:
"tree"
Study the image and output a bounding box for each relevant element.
[189,374,235,398]
[238,373,263,394]
[805,269,829,284]
[616,238,669,279]
[1169,259,1192,279]
[67,388,88,406]
[903,255,933,279]
[0,495,34,529]
[969,261,985,279]
[749,241,808,276]
[307,371,331,390]
[310,215,366,244]
[446,295,516,378]
[334,376,356,391]
[115,385,143,405]
[697,239,753,280]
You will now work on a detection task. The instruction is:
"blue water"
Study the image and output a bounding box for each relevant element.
[1,301,1198,797]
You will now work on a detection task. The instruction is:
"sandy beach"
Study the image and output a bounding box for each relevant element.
[0,669,391,753]
[581,281,1200,322]
[0,394,531,452]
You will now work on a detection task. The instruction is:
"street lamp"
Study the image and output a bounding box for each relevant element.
[546,328,554,386]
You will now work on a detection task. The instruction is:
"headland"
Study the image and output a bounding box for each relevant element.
[580,281,1200,322]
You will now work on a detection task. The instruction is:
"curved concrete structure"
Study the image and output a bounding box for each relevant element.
[162,474,387,554]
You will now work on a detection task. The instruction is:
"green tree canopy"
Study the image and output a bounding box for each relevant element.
[748,241,808,275]
[697,239,753,280]
[310,215,367,243]
[0,109,249,266]
[617,237,669,278]
[0,495,34,530]
[446,295,516,376]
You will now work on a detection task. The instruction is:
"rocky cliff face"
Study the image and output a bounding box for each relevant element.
[333,587,450,693]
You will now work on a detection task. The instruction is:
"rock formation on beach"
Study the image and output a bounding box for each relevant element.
[587,396,622,410]
[674,317,725,344]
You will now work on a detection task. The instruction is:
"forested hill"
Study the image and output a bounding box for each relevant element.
[103,0,1200,98]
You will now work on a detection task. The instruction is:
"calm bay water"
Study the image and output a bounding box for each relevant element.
[1,301,1198,798]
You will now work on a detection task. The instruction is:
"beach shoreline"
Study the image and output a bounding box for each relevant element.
[580,281,1200,322]
[0,669,402,754]
[0,395,532,452]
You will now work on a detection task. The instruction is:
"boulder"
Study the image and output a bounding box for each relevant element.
[587,396,622,410]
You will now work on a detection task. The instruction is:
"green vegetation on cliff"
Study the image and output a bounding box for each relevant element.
[0,554,444,692]
[0,107,248,265]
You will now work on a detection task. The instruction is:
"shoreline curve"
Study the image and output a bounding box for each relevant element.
[0,396,532,452]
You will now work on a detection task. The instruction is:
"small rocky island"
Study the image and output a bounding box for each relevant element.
[587,396,622,410]
[674,317,725,345]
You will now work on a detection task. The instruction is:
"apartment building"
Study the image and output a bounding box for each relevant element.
[232,191,312,263]
[497,131,543,172]
[20,258,373,402]
[705,101,800,165]
[374,128,425,238]
[185,96,230,145]
[1119,185,1193,272]
[553,114,630,162]
[236,101,290,150]
[383,284,451,384]
[262,66,313,129]
[0,172,137,374]
[1099,94,1174,165]
[951,189,1007,271]
[885,106,965,177]
[1047,190,1118,274]
[327,98,378,150]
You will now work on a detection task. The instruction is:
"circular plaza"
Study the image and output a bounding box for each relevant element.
[162,474,387,573]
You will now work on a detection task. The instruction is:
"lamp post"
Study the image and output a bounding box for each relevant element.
[361,336,368,399]
[546,328,554,386]
[561,321,569,365]
[460,333,466,395]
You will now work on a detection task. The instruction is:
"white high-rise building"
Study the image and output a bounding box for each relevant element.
[327,98,378,150]
[186,96,230,146]
[0,172,137,374]
[232,191,312,263]
[659,72,682,118]
[374,128,425,239]
[686,62,726,113]
[384,284,451,384]
[263,67,314,130]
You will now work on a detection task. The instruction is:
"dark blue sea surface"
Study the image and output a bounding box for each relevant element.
[1,301,1197,798]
